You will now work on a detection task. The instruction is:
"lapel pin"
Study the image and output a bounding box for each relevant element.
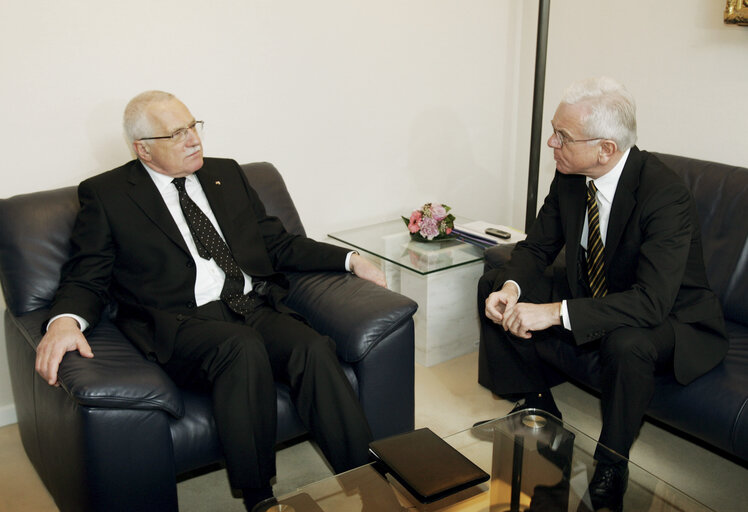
[215,180,221,186]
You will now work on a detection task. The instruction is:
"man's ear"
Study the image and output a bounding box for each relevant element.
[598,139,618,165]
[134,141,151,162]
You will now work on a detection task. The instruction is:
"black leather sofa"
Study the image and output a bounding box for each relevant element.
[483,152,748,464]
[0,162,418,512]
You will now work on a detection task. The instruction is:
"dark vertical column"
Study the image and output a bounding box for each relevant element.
[524,0,551,232]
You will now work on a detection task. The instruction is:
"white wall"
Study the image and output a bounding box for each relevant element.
[536,0,748,204]
[0,1,531,424]
[1,1,527,233]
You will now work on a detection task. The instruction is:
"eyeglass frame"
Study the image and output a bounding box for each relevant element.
[550,126,602,148]
[138,120,204,142]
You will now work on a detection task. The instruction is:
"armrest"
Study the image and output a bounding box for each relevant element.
[284,272,418,363]
[485,243,569,277]
[483,243,516,271]
[8,308,184,418]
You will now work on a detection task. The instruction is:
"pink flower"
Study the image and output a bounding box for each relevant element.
[408,210,422,233]
[419,217,439,239]
[430,204,447,221]
[404,202,455,240]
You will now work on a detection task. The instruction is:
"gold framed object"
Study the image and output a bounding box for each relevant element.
[725,0,748,25]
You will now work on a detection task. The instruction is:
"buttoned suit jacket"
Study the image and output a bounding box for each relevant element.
[49,157,350,363]
[496,147,727,385]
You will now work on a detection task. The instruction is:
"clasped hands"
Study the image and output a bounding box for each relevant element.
[485,282,561,339]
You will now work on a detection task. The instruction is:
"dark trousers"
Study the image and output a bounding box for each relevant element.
[477,268,675,462]
[162,300,372,490]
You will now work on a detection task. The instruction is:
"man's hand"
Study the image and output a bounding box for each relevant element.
[485,282,520,324]
[350,253,387,288]
[502,302,562,339]
[35,317,94,387]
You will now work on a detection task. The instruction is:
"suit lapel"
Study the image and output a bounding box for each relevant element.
[195,163,236,244]
[195,161,264,274]
[125,161,190,255]
[605,147,643,260]
[560,174,587,294]
[565,178,587,248]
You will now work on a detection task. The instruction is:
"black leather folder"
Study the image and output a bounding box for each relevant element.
[369,427,489,503]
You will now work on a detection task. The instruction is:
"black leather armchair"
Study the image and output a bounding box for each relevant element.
[483,152,748,463]
[0,162,418,512]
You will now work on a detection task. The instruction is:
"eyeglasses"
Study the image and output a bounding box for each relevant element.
[138,120,204,143]
[551,129,601,148]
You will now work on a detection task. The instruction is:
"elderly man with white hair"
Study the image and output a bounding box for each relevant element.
[478,77,727,511]
[36,90,386,511]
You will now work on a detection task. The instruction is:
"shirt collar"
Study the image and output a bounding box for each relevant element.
[141,162,198,192]
[587,148,630,203]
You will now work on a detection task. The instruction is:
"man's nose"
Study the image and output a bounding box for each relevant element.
[185,126,201,144]
[548,132,561,148]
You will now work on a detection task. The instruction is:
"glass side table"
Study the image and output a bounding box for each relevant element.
[256,409,715,511]
[329,218,511,366]
[329,219,487,275]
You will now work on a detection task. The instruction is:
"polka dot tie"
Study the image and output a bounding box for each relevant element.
[172,177,255,316]
[586,180,608,298]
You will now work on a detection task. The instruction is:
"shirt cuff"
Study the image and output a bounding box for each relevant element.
[344,251,359,272]
[561,300,572,330]
[47,313,89,332]
[504,280,522,298]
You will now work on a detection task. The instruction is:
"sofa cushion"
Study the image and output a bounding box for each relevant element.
[241,162,306,237]
[285,272,418,363]
[0,187,78,316]
[652,153,748,325]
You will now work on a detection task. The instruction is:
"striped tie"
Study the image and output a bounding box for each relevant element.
[586,181,608,298]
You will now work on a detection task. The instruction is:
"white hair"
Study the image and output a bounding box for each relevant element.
[561,77,637,151]
[123,90,176,144]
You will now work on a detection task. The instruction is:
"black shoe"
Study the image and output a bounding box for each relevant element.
[508,400,528,414]
[537,430,575,477]
[508,397,563,422]
[527,480,571,512]
[473,393,562,429]
[524,391,563,421]
[472,399,533,428]
[587,461,628,512]
[250,497,278,512]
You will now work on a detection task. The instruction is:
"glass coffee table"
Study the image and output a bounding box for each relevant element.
[328,219,521,367]
[256,409,714,511]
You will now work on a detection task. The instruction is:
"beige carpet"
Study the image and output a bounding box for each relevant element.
[1,351,746,511]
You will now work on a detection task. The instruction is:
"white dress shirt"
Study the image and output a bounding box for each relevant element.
[145,166,254,306]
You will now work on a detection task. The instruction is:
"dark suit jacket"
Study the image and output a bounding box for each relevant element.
[49,157,350,363]
[497,147,727,385]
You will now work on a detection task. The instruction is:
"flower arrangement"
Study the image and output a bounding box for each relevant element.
[402,203,456,242]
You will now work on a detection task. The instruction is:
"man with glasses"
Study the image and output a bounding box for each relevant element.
[477,77,726,511]
[35,90,386,511]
